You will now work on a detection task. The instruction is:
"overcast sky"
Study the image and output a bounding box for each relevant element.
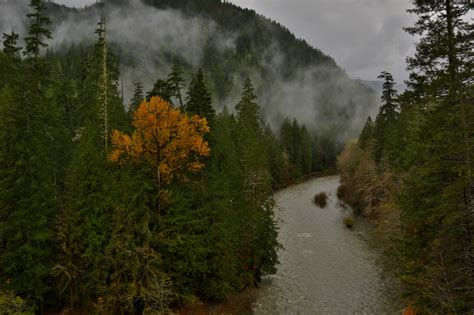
[52,0,417,82]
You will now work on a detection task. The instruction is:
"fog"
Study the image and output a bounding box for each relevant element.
[0,0,380,141]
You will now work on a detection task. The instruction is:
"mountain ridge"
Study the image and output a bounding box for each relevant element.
[1,0,379,143]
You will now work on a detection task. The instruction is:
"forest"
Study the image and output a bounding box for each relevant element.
[0,0,330,313]
[337,1,473,313]
[0,0,473,314]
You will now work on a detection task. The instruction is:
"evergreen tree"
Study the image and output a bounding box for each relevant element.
[279,118,313,178]
[129,81,144,113]
[147,78,172,103]
[359,116,374,151]
[58,14,131,311]
[2,32,22,59]
[235,78,260,132]
[280,117,293,167]
[234,78,279,287]
[374,71,398,163]
[167,64,185,108]
[185,68,215,125]
[24,0,52,59]
[0,0,66,307]
[263,124,288,188]
[399,1,474,311]
[300,124,313,175]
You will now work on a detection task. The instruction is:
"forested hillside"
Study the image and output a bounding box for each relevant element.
[0,0,348,313]
[1,0,378,148]
[337,1,473,313]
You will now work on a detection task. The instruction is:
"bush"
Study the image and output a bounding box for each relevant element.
[314,192,328,208]
[343,216,354,228]
[0,290,34,315]
[337,184,346,200]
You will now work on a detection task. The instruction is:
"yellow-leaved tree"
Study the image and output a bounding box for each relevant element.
[110,96,210,212]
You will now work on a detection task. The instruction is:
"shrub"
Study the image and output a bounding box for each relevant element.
[337,184,346,200]
[314,192,328,208]
[343,216,354,228]
[0,290,34,315]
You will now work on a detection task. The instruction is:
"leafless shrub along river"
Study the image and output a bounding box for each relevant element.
[252,176,399,314]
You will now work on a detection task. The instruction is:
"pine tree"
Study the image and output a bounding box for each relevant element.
[234,78,279,287]
[2,32,22,59]
[185,68,215,125]
[300,124,313,175]
[95,8,109,151]
[24,0,52,59]
[359,116,374,151]
[147,78,173,103]
[399,1,474,311]
[58,12,130,310]
[129,81,144,113]
[374,71,398,163]
[0,0,65,307]
[235,78,260,132]
[280,118,293,167]
[74,11,127,140]
[167,64,185,108]
[263,124,288,188]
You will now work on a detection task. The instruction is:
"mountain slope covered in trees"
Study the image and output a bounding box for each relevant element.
[2,0,378,146]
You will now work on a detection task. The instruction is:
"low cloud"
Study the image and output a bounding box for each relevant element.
[1,0,379,143]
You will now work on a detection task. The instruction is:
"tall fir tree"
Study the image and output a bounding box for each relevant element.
[24,0,52,59]
[399,0,474,311]
[2,32,22,60]
[0,0,67,308]
[234,78,279,287]
[374,71,398,163]
[359,116,375,151]
[129,81,144,113]
[147,78,173,103]
[167,64,185,108]
[185,68,215,125]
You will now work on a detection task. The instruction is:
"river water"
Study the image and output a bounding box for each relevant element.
[251,176,399,314]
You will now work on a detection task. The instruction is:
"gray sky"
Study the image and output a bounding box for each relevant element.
[53,0,417,82]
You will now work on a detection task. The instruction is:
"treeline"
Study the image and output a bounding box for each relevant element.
[0,1,326,313]
[338,1,473,313]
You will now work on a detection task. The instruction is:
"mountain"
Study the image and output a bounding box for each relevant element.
[1,0,378,143]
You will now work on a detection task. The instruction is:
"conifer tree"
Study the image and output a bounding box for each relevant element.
[374,71,398,163]
[185,68,215,125]
[399,1,474,311]
[2,32,22,59]
[95,8,109,150]
[234,78,279,287]
[147,78,173,103]
[167,64,185,108]
[59,11,130,310]
[235,78,260,133]
[359,116,374,151]
[0,0,63,307]
[129,81,144,113]
[263,124,288,188]
[280,118,293,165]
[24,0,52,59]
[300,124,313,175]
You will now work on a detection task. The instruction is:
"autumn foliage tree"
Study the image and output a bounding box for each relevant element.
[110,96,210,212]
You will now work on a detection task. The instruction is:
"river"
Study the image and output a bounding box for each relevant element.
[181,175,400,314]
[251,175,399,314]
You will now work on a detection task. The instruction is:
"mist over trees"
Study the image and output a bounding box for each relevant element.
[1,0,379,146]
